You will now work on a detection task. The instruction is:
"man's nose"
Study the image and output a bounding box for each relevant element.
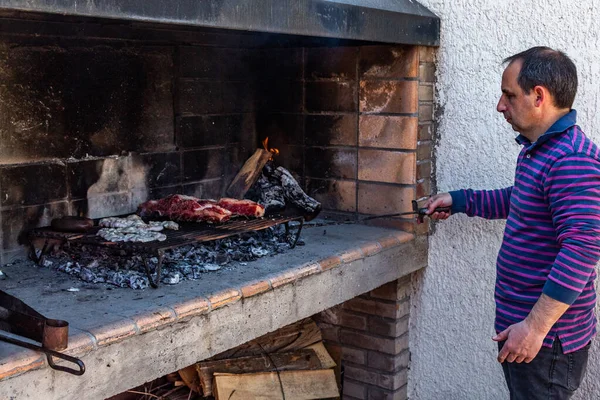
[497,98,506,113]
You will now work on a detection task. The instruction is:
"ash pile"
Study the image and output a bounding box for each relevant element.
[39,225,303,290]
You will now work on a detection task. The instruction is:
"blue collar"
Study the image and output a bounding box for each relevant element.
[515,110,577,149]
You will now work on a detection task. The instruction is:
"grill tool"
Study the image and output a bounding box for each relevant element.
[305,200,451,227]
[0,290,85,376]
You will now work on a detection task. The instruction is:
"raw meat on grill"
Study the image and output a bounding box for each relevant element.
[217,198,265,217]
[137,194,232,223]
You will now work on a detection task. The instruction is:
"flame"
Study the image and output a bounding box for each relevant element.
[262,137,280,160]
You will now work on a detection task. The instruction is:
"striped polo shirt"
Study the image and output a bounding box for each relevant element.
[449,110,600,353]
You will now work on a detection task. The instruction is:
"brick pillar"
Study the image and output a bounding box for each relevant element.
[315,275,411,400]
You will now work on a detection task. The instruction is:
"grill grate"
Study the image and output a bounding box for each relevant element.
[28,213,304,288]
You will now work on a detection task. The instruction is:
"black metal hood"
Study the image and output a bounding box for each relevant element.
[0,0,440,45]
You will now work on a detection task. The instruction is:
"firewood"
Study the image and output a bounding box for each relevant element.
[213,369,339,400]
[272,166,321,219]
[212,319,322,360]
[197,348,323,396]
[178,365,202,393]
[226,148,272,199]
[304,342,336,369]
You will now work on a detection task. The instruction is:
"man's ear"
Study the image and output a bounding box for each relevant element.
[533,86,546,107]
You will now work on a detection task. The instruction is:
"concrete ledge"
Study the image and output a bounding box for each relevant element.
[0,225,425,399]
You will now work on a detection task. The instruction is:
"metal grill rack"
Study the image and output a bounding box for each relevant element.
[28,214,304,288]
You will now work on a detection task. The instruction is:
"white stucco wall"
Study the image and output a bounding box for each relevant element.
[409,1,600,399]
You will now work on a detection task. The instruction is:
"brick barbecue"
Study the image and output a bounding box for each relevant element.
[0,2,439,399]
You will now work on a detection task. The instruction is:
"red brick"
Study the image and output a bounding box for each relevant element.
[306,178,357,212]
[0,350,44,381]
[320,323,341,342]
[368,316,409,338]
[306,81,357,112]
[377,235,402,250]
[89,319,137,347]
[342,346,367,364]
[343,297,405,319]
[418,104,434,122]
[419,46,436,63]
[360,46,418,79]
[360,81,418,114]
[132,307,177,333]
[344,365,406,391]
[305,46,358,80]
[318,307,368,331]
[368,385,408,400]
[340,330,406,355]
[208,289,241,310]
[367,350,410,372]
[419,63,436,82]
[415,219,430,235]
[359,115,418,150]
[172,297,210,319]
[270,263,320,288]
[340,248,365,263]
[417,141,432,160]
[306,114,358,146]
[64,330,97,357]
[344,379,368,399]
[370,277,411,301]
[393,231,414,245]
[358,150,416,185]
[357,183,414,216]
[416,178,431,199]
[320,255,343,271]
[361,242,383,257]
[418,124,432,141]
[418,84,434,101]
[241,280,271,298]
[417,161,431,180]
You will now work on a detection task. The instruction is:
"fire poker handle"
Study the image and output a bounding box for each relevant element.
[416,206,452,223]
[418,206,452,215]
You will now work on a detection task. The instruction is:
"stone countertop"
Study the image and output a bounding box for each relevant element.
[0,223,423,399]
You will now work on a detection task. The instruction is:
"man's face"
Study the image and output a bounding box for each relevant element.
[496,60,538,135]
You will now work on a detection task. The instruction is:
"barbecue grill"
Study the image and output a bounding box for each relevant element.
[28,213,304,288]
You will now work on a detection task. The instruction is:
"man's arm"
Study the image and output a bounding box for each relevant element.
[425,187,513,220]
[493,294,569,363]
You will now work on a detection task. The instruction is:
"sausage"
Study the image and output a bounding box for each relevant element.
[51,216,94,232]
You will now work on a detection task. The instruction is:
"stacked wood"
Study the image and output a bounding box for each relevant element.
[193,318,339,399]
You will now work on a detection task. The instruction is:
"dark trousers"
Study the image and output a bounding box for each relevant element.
[498,339,590,400]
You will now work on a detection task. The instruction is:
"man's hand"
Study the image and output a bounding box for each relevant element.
[424,193,453,221]
[493,320,546,363]
[493,294,570,363]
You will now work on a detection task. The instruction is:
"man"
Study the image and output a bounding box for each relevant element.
[425,47,600,399]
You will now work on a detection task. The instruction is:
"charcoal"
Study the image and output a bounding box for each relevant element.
[37,224,297,290]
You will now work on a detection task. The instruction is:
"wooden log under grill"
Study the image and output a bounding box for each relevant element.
[195,319,336,397]
[213,369,339,400]
[226,149,272,199]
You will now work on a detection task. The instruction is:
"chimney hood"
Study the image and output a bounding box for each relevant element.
[0,0,440,45]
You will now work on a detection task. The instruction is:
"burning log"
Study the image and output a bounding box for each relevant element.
[228,138,321,219]
[226,148,272,199]
[250,162,321,220]
[272,166,321,216]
